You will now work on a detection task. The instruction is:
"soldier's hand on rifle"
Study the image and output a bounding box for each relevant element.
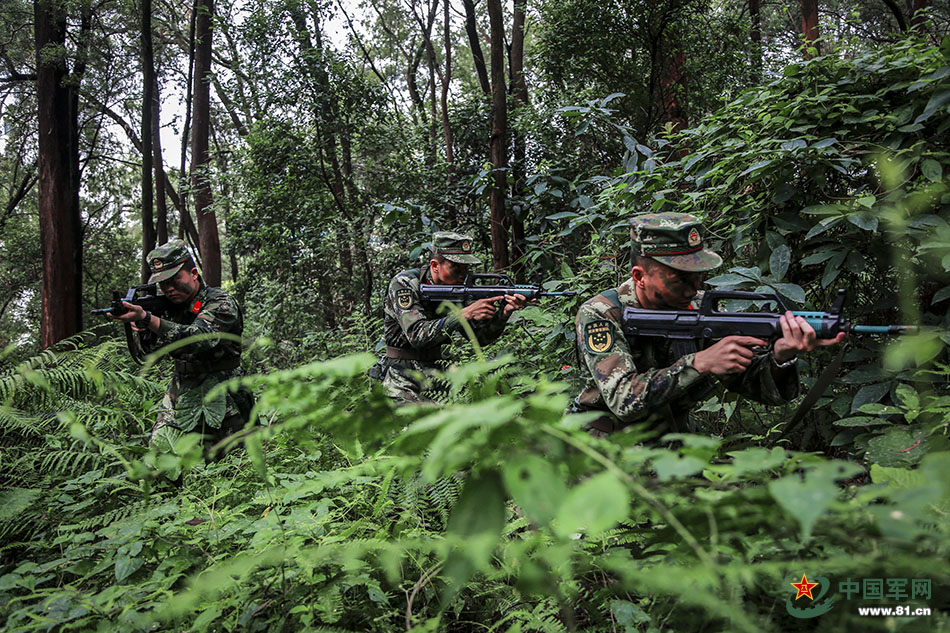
[501,293,530,317]
[110,301,149,331]
[693,336,767,375]
[461,296,504,321]
[772,311,846,363]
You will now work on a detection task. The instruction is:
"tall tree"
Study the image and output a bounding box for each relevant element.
[35,0,85,347]
[911,0,929,30]
[141,0,156,282]
[462,0,490,95]
[191,0,222,285]
[487,0,508,271]
[150,70,169,243]
[509,0,528,274]
[801,0,819,58]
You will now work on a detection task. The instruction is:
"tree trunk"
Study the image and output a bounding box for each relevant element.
[509,0,527,276]
[440,0,457,225]
[801,0,819,59]
[141,0,156,282]
[660,47,688,134]
[463,0,491,95]
[151,72,169,243]
[749,0,762,81]
[191,0,221,285]
[35,0,83,348]
[881,0,908,31]
[487,0,508,272]
[911,0,928,30]
[179,1,197,241]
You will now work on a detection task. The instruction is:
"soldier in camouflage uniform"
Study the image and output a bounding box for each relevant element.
[573,213,845,436]
[370,231,529,403]
[111,239,251,469]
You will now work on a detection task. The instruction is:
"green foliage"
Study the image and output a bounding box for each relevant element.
[4,29,950,633]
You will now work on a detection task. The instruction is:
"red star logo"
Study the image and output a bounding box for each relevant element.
[790,573,819,600]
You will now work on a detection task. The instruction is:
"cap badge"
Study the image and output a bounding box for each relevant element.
[687,228,701,247]
[151,259,163,270]
[461,241,470,252]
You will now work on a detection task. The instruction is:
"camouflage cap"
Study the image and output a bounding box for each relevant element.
[432,231,481,265]
[146,238,195,284]
[630,212,723,272]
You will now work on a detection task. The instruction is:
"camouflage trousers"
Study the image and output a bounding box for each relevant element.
[369,358,450,404]
[149,369,252,468]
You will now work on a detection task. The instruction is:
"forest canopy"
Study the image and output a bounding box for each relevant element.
[1,0,949,631]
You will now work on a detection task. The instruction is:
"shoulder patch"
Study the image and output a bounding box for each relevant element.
[584,319,615,354]
[396,288,414,309]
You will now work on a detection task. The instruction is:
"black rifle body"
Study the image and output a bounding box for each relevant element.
[621,289,914,345]
[91,284,172,363]
[420,273,576,305]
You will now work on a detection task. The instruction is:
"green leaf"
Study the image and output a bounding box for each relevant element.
[894,384,919,414]
[866,429,924,466]
[857,403,902,415]
[245,433,270,483]
[800,249,839,266]
[932,286,950,304]
[768,472,839,541]
[921,158,943,183]
[502,454,567,526]
[832,415,892,427]
[850,383,890,412]
[913,88,950,124]
[812,138,837,149]
[611,600,652,630]
[869,464,925,490]
[728,447,786,477]
[554,471,629,539]
[193,606,223,631]
[652,454,705,481]
[769,244,791,280]
[443,471,506,603]
[114,555,143,583]
[545,211,578,220]
[740,159,772,177]
[175,380,226,432]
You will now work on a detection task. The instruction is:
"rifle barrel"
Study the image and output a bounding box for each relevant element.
[851,325,918,335]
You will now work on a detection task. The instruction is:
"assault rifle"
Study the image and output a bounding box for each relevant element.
[420,273,577,306]
[621,289,915,345]
[621,288,918,439]
[91,284,171,363]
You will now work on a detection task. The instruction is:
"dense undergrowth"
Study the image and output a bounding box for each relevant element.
[0,323,948,632]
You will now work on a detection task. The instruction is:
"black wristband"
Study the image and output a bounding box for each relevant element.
[136,311,152,329]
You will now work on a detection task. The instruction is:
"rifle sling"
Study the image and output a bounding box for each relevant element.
[777,343,849,441]
[386,346,443,362]
[174,356,242,375]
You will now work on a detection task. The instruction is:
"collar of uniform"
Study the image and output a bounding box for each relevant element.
[617,278,641,308]
[189,282,210,313]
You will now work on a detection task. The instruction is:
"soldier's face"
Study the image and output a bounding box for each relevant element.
[633,262,704,310]
[160,268,200,304]
[431,258,468,285]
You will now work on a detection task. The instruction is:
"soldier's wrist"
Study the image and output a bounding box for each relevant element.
[136,311,152,329]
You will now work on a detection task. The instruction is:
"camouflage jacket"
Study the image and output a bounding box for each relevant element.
[383,268,507,354]
[574,279,798,434]
[142,282,243,368]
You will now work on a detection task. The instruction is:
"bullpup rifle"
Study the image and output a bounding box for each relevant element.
[621,288,919,438]
[420,273,577,306]
[621,289,915,348]
[91,284,171,363]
